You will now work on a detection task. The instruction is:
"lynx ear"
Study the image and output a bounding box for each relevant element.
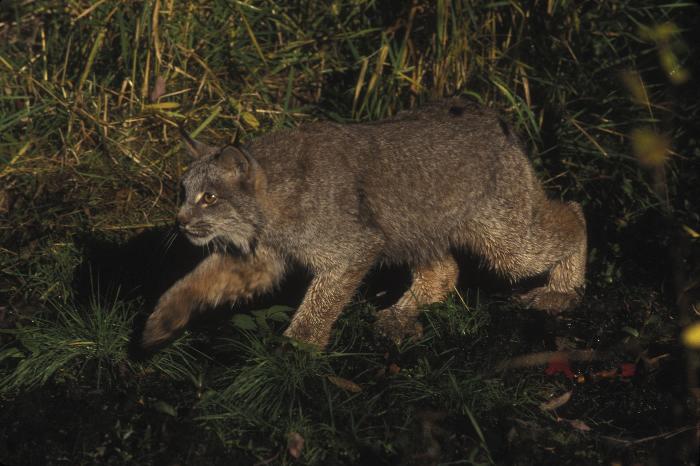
[178,125,218,159]
[216,146,259,179]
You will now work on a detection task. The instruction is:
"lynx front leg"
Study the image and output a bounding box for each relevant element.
[283,262,372,349]
[142,249,284,349]
[375,255,459,344]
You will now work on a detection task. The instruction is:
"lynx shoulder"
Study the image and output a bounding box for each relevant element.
[142,98,587,349]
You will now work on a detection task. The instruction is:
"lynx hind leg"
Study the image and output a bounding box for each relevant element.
[518,201,587,313]
[375,255,459,343]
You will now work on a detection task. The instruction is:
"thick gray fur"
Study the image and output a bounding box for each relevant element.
[142,98,587,349]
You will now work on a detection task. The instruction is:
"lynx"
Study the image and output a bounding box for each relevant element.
[141,98,587,349]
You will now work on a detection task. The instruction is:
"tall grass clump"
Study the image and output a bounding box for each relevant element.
[0,294,210,396]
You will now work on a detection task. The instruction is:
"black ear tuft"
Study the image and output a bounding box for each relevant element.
[178,125,218,159]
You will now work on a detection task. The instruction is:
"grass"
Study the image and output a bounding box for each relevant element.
[0,292,132,393]
[1,0,700,464]
[194,302,528,464]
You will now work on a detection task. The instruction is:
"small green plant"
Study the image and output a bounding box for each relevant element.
[0,294,133,393]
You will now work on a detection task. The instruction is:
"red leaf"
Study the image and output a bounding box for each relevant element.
[545,356,574,379]
[620,363,636,378]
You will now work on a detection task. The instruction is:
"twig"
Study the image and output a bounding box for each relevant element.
[601,425,697,446]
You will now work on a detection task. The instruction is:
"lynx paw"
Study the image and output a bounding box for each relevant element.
[374,307,423,344]
[283,321,330,350]
[141,300,191,350]
[142,311,180,350]
[519,287,580,314]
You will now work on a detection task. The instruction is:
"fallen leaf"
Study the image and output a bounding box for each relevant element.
[592,368,618,379]
[545,356,574,379]
[643,352,670,369]
[682,225,700,239]
[566,419,591,432]
[150,75,167,102]
[287,431,304,459]
[327,375,362,393]
[539,391,572,411]
[620,363,636,378]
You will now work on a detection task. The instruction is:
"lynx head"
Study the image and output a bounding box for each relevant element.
[176,128,265,254]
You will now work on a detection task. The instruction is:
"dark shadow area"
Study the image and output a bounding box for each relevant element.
[72,228,205,309]
[0,379,235,466]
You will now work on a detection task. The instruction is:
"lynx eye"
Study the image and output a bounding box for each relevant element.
[201,192,217,205]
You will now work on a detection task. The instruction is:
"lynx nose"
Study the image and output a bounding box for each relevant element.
[176,212,191,229]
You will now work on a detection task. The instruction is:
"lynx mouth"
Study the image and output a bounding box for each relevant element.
[186,234,215,247]
[180,228,214,246]
[184,229,209,238]
[185,232,248,255]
